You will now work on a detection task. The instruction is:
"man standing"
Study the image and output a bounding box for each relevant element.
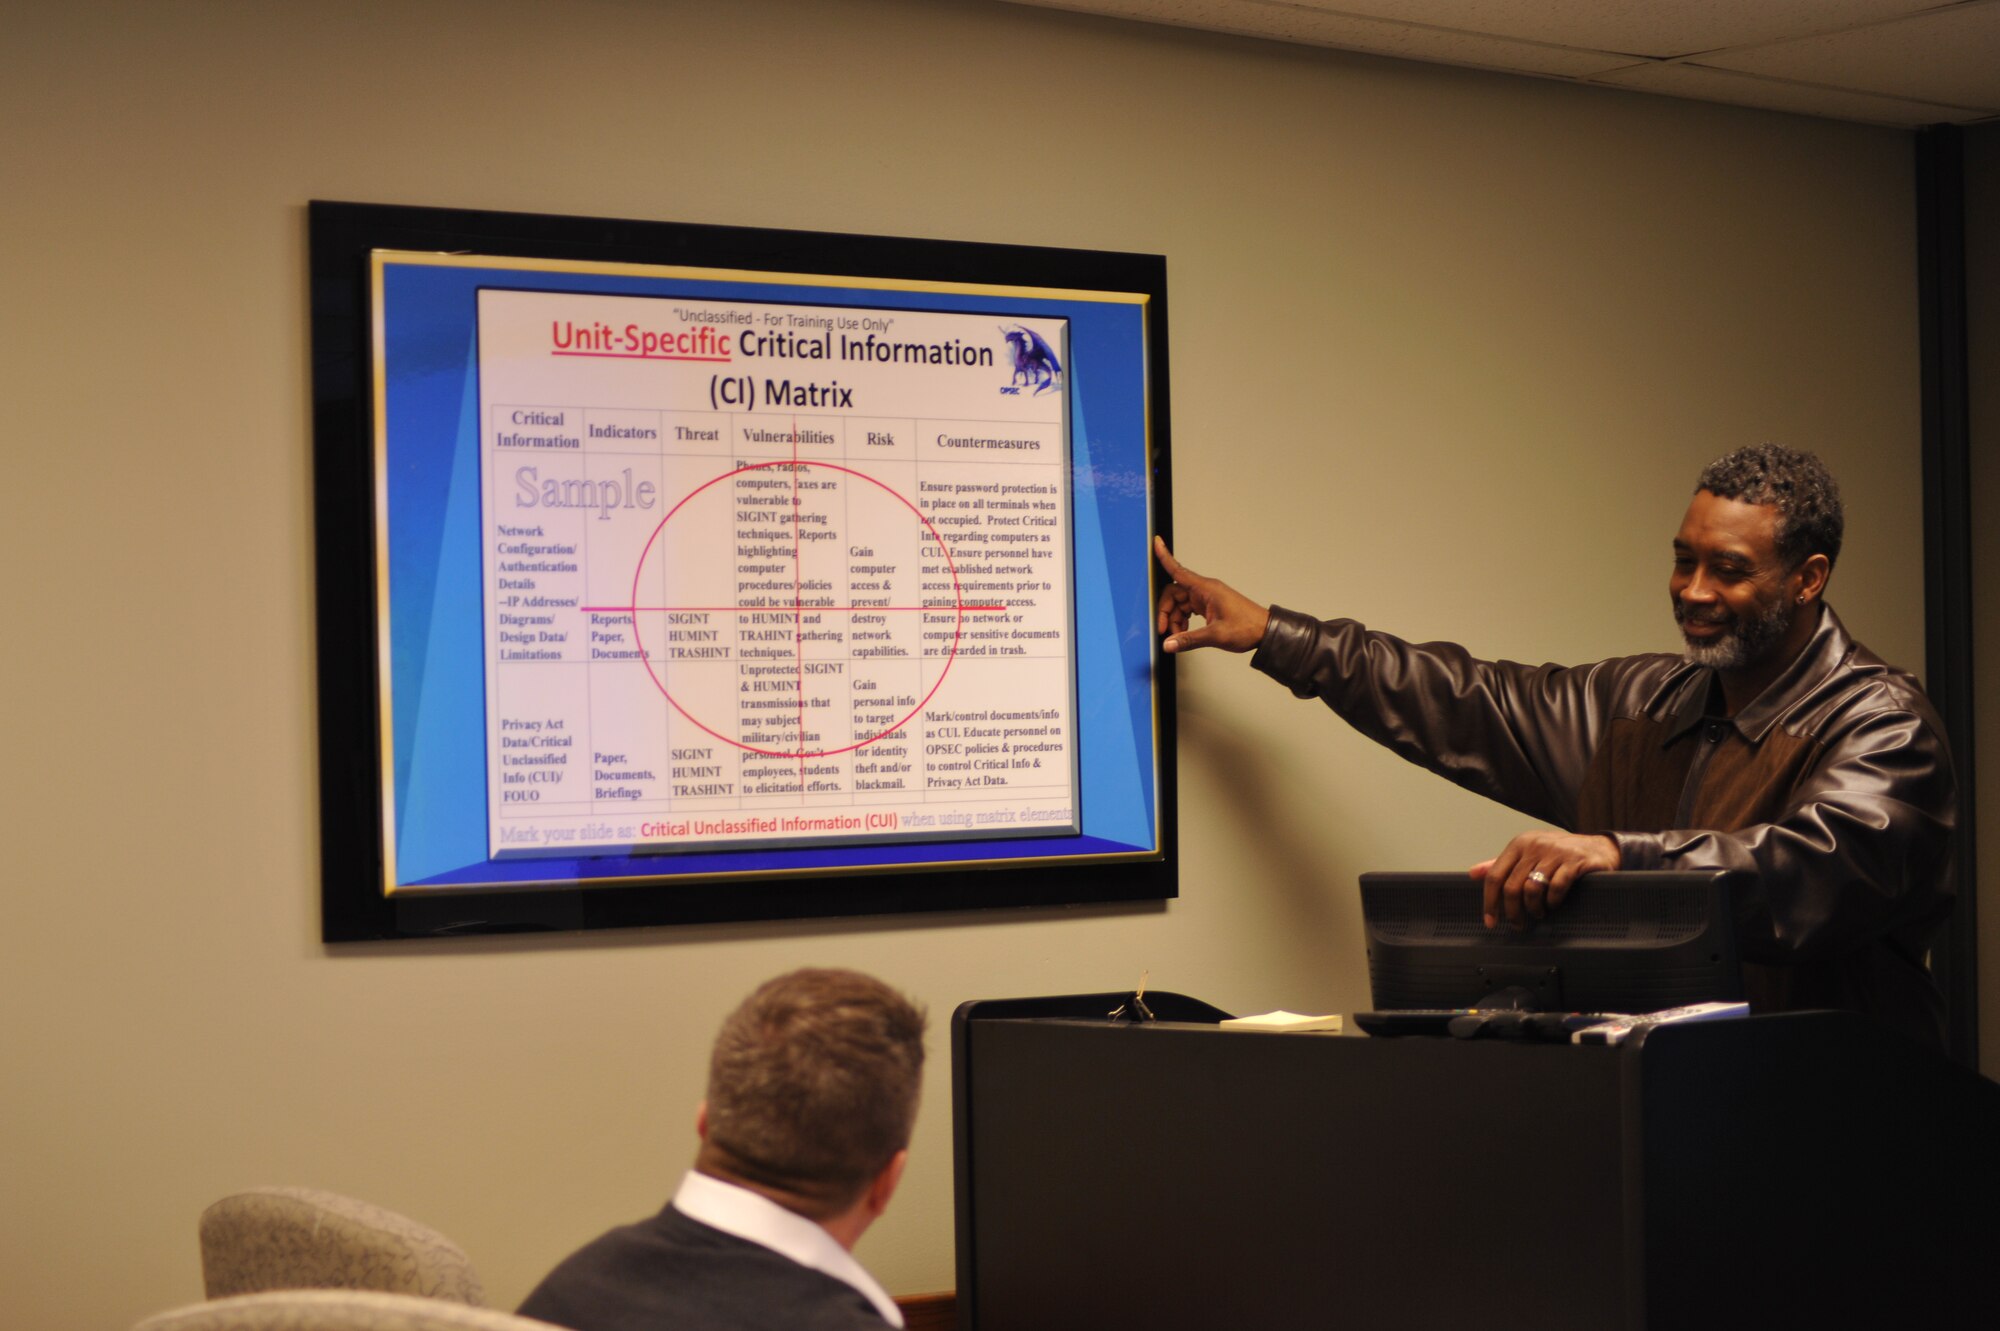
[519,968,926,1330]
[1156,445,1955,1046]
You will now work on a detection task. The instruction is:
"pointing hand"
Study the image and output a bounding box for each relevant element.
[1155,537,1271,654]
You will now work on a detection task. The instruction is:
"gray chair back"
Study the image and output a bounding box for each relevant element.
[139,1291,557,1331]
[199,1188,485,1305]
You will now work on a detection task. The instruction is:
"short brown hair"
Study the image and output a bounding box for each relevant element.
[700,969,926,1216]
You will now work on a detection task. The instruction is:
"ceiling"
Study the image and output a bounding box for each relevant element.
[999,0,2000,127]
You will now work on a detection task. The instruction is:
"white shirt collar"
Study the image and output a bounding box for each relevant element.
[672,1170,904,1328]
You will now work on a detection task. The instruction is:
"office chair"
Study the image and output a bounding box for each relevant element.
[199,1188,485,1305]
[139,1290,557,1331]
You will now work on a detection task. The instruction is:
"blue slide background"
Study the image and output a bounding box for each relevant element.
[378,260,1159,890]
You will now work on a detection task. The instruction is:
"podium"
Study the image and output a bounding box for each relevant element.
[951,994,2000,1330]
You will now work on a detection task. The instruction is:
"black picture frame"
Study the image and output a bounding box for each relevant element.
[309,200,1174,942]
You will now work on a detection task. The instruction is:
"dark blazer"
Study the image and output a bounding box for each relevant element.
[519,1204,893,1331]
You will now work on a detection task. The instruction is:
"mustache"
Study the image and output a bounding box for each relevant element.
[1673,603,1732,627]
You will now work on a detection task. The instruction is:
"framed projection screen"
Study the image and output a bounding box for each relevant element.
[309,201,1175,941]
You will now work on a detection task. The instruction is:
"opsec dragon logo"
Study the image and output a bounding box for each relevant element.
[999,325,1063,396]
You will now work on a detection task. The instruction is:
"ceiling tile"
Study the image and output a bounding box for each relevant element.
[1590,60,1981,127]
[1008,0,1634,76]
[1696,1,2000,112]
[1284,0,1944,60]
[998,0,2000,124]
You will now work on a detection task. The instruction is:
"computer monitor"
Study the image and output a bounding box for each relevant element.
[1360,870,1743,1013]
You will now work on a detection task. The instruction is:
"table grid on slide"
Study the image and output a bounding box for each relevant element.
[484,402,1078,855]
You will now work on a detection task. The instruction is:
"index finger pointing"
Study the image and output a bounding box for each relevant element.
[1153,536,1191,583]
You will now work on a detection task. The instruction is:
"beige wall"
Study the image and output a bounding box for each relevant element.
[1,2,1937,1327]
[1969,122,2000,1074]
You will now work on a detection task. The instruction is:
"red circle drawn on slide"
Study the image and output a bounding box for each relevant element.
[627,459,968,759]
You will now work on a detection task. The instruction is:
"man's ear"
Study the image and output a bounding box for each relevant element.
[696,1100,709,1141]
[866,1149,908,1217]
[1793,552,1831,605]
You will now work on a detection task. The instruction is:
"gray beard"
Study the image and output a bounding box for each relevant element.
[1679,595,1794,671]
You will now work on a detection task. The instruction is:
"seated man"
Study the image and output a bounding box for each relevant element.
[519,968,926,1330]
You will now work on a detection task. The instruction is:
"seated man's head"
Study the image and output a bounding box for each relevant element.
[1674,444,1843,675]
[697,968,927,1226]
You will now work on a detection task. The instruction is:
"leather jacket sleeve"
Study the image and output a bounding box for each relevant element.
[1250,605,1648,831]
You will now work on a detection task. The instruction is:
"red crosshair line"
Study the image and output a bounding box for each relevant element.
[581,422,1008,784]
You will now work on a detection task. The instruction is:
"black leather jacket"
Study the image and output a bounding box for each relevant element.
[1253,602,1956,1047]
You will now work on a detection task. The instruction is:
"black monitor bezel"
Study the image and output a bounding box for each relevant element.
[1360,869,1744,1013]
